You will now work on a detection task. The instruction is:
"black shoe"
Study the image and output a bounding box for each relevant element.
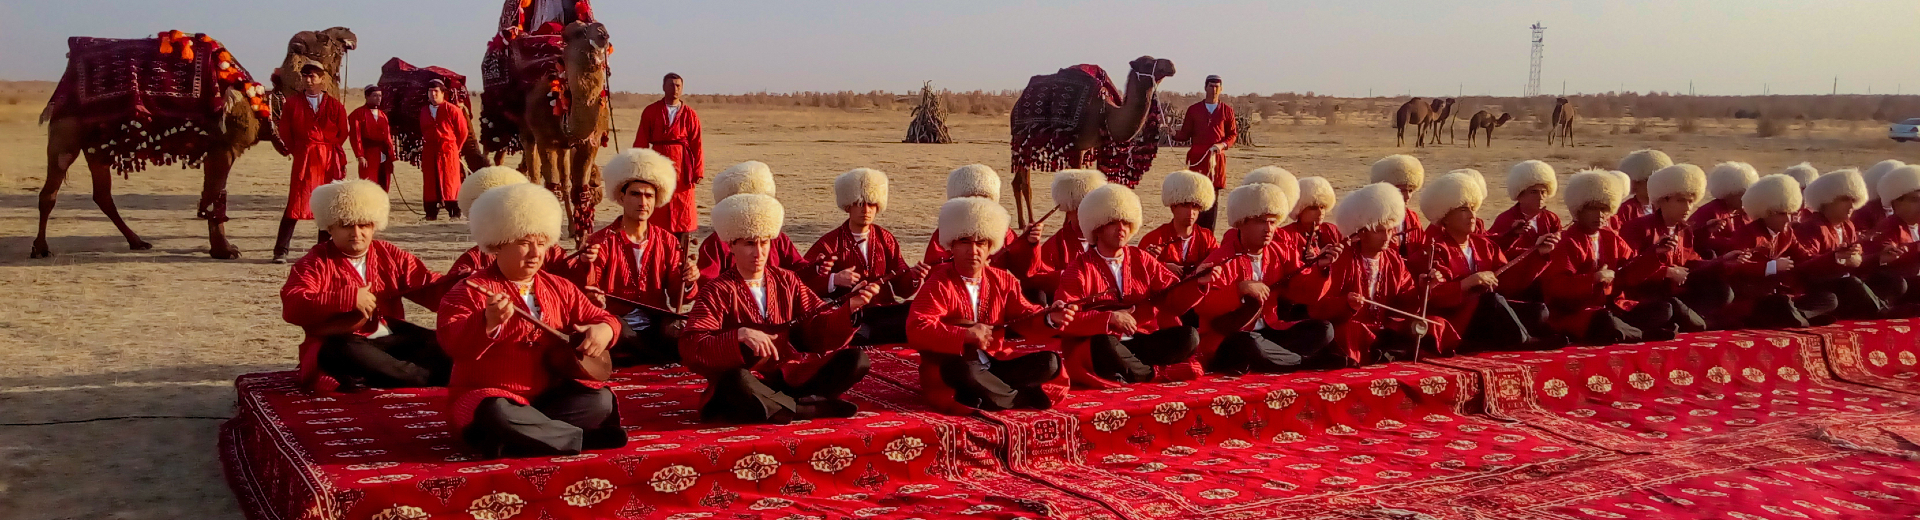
[795,397,860,420]
[1090,339,1153,383]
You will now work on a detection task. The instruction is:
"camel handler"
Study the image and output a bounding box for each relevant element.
[695,161,816,280]
[1541,170,1695,345]
[444,167,585,282]
[906,198,1077,414]
[679,193,880,424]
[923,165,1040,276]
[1617,164,1739,329]
[1489,161,1564,259]
[273,63,351,264]
[1055,184,1210,388]
[1281,177,1341,263]
[1025,170,1108,303]
[1305,183,1458,365]
[633,73,704,243]
[802,168,931,345]
[1718,175,1843,328]
[1854,160,1905,231]
[419,79,471,221]
[1172,75,1237,231]
[347,85,395,190]
[1137,170,1219,275]
[1610,149,1673,229]
[1794,169,1892,319]
[1194,183,1337,374]
[281,179,449,393]
[1370,155,1427,255]
[1865,165,1920,306]
[1410,172,1559,352]
[573,149,700,365]
[436,183,625,458]
[1687,162,1759,257]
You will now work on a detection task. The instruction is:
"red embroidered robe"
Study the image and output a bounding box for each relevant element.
[1541,226,1665,334]
[573,218,695,314]
[802,222,919,303]
[1489,205,1564,258]
[1609,197,1653,231]
[277,93,349,219]
[1852,203,1889,233]
[1307,248,1458,365]
[418,102,470,204]
[1867,215,1920,270]
[1193,237,1324,364]
[1055,247,1209,388]
[633,100,704,233]
[1719,220,1813,318]
[1792,214,1865,284]
[1172,102,1238,186]
[346,104,393,186]
[437,266,619,431]
[1407,224,1551,328]
[678,267,858,405]
[923,229,1034,277]
[1025,219,1087,295]
[1687,198,1749,257]
[905,264,1070,415]
[1137,223,1217,272]
[281,240,441,391]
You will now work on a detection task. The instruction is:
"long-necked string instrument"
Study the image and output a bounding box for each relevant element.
[674,232,697,311]
[1412,239,1439,362]
[1022,205,1062,236]
[465,279,614,381]
[1356,296,1442,326]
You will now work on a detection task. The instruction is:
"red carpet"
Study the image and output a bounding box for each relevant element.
[1793,319,1920,396]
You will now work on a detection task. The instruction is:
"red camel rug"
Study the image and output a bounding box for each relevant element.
[1789,319,1920,396]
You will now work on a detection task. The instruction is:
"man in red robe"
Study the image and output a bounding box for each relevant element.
[1489,161,1564,258]
[907,197,1076,414]
[681,193,880,423]
[437,182,624,458]
[1371,155,1427,256]
[922,165,1039,275]
[1543,171,1696,345]
[633,73,704,241]
[1410,172,1559,352]
[282,180,447,392]
[1866,165,1920,306]
[1718,175,1842,328]
[1172,75,1237,231]
[1306,183,1457,365]
[1281,177,1342,262]
[1796,169,1890,317]
[1194,183,1336,373]
[444,167,583,282]
[575,150,699,364]
[1026,170,1107,302]
[1617,165,1739,330]
[1055,185,1209,388]
[1611,149,1672,230]
[802,168,930,345]
[695,161,814,278]
[1687,162,1758,257]
[347,85,395,190]
[1138,170,1219,274]
[273,65,351,263]
[420,80,471,221]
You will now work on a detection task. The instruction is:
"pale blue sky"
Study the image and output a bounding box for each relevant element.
[4,0,1917,96]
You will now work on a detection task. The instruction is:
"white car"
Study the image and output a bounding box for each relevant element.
[1891,118,1920,142]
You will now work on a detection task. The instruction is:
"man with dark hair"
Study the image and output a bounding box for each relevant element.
[1172,75,1237,231]
[347,85,394,190]
[633,73,704,243]
[419,80,470,221]
[274,64,350,263]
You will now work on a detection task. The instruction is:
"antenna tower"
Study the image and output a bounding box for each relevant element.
[1526,23,1546,98]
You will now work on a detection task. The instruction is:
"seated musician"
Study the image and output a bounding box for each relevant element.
[1307,183,1457,365]
[447,166,583,279]
[1720,175,1842,328]
[1281,177,1341,260]
[1212,165,1297,259]
[1611,149,1673,230]
[282,180,448,392]
[1688,162,1758,257]
[1371,155,1427,254]
[680,193,879,424]
[1617,165,1739,330]
[1412,172,1559,352]
[1026,170,1108,302]
[1853,160,1905,231]
[1056,185,1210,387]
[924,164,1039,273]
[695,161,814,279]
[802,168,930,345]
[575,149,699,364]
[1137,170,1219,274]
[437,183,624,458]
[1542,171,1698,345]
[1795,169,1890,318]
[1489,160,1564,258]
[1442,168,1491,233]
[1866,165,1920,305]
[906,197,1077,413]
[1196,183,1337,373]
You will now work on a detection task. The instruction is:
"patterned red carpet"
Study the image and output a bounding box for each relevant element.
[222,324,1920,520]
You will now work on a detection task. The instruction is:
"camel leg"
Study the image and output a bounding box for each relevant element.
[32,143,81,258]
[1395,126,1404,147]
[1465,127,1475,148]
[203,149,241,259]
[1415,123,1427,148]
[86,158,150,251]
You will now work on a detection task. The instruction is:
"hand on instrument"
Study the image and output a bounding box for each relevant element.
[468,281,514,331]
[582,285,608,307]
[847,282,881,309]
[1879,243,1903,265]
[1773,256,1795,273]
[1192,262,1219,285]
[1653,235,1680,255]
[1023,222,1046,244]
[1108,309,1140,336]
[580,244,600,263]
[1534,233,1561,255]
[574,322,615,358]
[1665,266,1689,285]
[1705,218,1729,233]
[963,322,993,348]
[908,262,933,282]
[1046,301,1078,329]
[1316,242,1345,267]
[682,261,700,285]
[1346,292,1366,312]
[814,254,838,277]
[1716,250,1751,264]
[831,268,862,289]
[738,328,778,360]
[354,285,379,317]
[1595,269,1616,285]
[1461,271,1499,290]
[1238,279,1271,301]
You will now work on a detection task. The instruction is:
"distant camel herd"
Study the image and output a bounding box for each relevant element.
[1392,97,1576,148]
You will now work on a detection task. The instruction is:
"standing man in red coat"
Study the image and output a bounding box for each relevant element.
[419,80,471,221]
[633,73,704,242]
[1172,75,1237,231]
[347,85,395,190]
[274,64,351,264]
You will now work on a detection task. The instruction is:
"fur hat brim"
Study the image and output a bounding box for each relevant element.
[1078,184,1143,237]
[1563,170,1625,215]
[1803,168,1868,212]
[1161,170,1216,210]
[1419,172,1483,223]
[712,193,784,242]
[835,168,889,212]
[1370,155,1425,192]
[1331,183,1406,236]
[947,164,1002,201]
[1506,160,1557,200]
[1781,162,1819,189]
[1618,149,1673,181]
[1291,177,1336,220]
[312,179,390,230]
[1242,166,1299,206]
[938,197,1011,254]
[1865,159,1908,200]
[460,166,530,212]
[1878,165,1920,210]
[711,161,776,203]
[1708,161,1759,200]
[603,149,678,208]
[1743,174,1803,217]
[1649,164,1707,207]
[1227,183,1293,227]
[469,183,564,251]
[1051,169,1108,212]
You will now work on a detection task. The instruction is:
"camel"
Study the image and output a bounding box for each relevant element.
[1393,97,1444,147]
[1465,110,1513,148]
[1548,97,1577,147]
[1429,98,1457,145]
[1008,56,1174,226]
[271,27,357,97]
[515,21,612,240]
[33,32,295,259]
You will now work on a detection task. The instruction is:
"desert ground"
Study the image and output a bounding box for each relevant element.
[0,85,1912,518]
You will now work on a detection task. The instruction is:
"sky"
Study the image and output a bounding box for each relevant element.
[4,0,1919,97]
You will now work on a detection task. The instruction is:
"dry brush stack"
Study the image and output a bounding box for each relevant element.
[904,81,952,144]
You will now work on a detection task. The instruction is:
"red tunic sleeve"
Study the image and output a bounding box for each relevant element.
[281,251,358,328]
[684,107,705,184]
[631,102,660,149]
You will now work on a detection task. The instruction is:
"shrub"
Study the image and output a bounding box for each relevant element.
[1756,116,1783,138]
[1677,116,1699,134]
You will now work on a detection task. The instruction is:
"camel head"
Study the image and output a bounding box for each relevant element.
[1494,113,1513,126]
[1128,56,1176,83]
[563,21,612,75]
[1555,97,1570,106]
[1428,98,1445,111]
[272,27,357,97]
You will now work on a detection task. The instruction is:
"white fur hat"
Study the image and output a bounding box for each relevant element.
[1606,170,1632,199]
[937,196,1011,254]
[1563,169,1625,214]
[1878,165,1920,210]
[1161,170,1216,210]
[1331,183,1407,236]
[1618,149,1673,182]
[1707,161,1759,200]
[469,183,563,251]
[1803,168,1868,212]
[1780,162,1819,189]
[1742,174,1803,217]
[1448,168,1489,202]
[711,161,776,203]
[1419,172,1484,222]
[602,149,677,207]
[1865,159,1907,201]
[1506,160,1557,200]
[1078,184,1143,236]
[1227,183,1293,227]
[1051,169,1108,212]
[1370,155,1425,192]
[1291,177,1336,220]
[711,193,784,242]
[834,168,889,211]
[946,164,1001,201]
[459,166,529,212]
[311,179,390,230]
[1649,163,1707,206]
[1241,165,1300,196]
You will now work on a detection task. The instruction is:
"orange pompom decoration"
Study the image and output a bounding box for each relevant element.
[519,0,531,7]
[180,46,193,61]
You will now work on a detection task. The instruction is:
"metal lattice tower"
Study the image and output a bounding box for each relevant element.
[1526,23,1546,97]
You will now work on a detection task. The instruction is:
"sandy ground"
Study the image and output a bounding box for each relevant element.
[0,92,1911,519]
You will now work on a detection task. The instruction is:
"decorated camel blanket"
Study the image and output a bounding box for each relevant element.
[1010,64,1162,187]
[376,58,474,167]
[41,32,273,175]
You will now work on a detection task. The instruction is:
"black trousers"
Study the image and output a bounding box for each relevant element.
[611,311,680,366]
[1087,326,1201,384]
[1581,296,1706,346]
[931,349,1062,411]
[1195,188,1224,233]
[463,381,625,459]
[851,303,910,346]
[1207,320,1336,375]
[316,320,452,389]
[1458,292,1543,352]
[1814,276,1888,320]
[1867,271,1915,305]
[1747,291,1842,329]
[700,348,870,424]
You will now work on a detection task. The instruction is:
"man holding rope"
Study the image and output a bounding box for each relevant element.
[1172,75,1237,231]
[632,73,704,244]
